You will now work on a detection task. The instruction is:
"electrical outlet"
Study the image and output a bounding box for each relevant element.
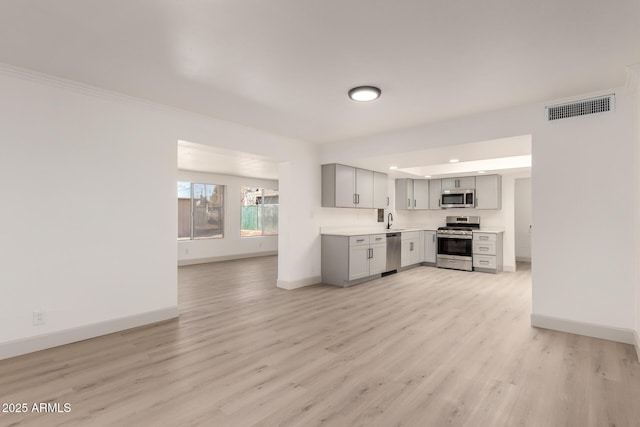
[32,310,45,326]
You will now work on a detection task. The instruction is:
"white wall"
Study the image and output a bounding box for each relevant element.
[514,177,532,262]
[320,87,639,340]
[177,171,278,265]
[0,65,319,359]
[0,70,178,354]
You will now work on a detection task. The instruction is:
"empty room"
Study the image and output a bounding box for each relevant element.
[1,1,640,426]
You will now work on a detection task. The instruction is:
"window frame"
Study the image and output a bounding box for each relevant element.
[178,181,225,241]
[240,187,278,238]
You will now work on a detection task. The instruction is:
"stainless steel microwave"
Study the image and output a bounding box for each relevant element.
[440,189,475,208]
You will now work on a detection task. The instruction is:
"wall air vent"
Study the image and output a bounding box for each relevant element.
[546,94,614,121]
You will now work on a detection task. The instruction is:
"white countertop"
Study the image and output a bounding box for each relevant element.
[320,226,502,236]
[321,227,438,237]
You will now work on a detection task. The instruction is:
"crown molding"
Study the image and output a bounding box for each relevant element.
[0,62,189,116]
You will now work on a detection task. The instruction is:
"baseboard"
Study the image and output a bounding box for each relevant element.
[531,313,636,346]
[0,306,179,361]
[277,275,322,290]
[178,251,277,266]
[503,265,516,272]
[516,256,531,263]
[634,329,640,363]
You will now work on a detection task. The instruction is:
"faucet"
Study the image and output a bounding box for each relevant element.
[387,212,394,229]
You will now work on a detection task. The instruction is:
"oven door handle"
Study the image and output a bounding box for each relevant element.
[436,234,473,240]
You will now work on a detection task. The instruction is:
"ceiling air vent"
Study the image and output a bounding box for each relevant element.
[546,94,614,121]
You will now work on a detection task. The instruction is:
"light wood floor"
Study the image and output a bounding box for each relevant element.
[1,257,639,426]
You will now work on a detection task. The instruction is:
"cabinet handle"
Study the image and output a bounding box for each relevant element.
[480,260,489,265]
[368,248,373,259]
[408,198,410,208]
[414,199,416,208]
[410,242,414,251]
[357,194,360,204]
[353,194,357,204]
[387,196,389,206]
[432,234,435,243]
[480,247,489,251]
[356,239,365,242]
[475,197,478,207]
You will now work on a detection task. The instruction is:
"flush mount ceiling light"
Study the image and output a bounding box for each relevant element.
[424,175,431,178]
[449,158,460,163]
[389,166,398,170]
[477,170,487,174]
[348,86,381,102]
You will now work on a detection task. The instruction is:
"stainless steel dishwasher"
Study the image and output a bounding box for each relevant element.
[384,232,401,275]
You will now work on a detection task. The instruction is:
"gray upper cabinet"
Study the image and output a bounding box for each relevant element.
[413,179,429,209]
[373,171,389,209]
[428,179,442,210]
[395,178,414,210]
[475,174,502,209]
[396,178,429,210]
[356,168,374,208]
[322,163,384,209]
[442,176,475,190]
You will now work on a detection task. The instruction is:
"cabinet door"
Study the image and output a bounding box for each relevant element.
[373,172,389,209]
[400,239,412,267]
[349,244,370,280]
[355,168,374,208]
[401,238,420,267]
[442,176,475,190]
[369,242,387,275]
[429,179,442,209]
[441,178,457,191]
[409,239,421,265]
[395,179,413,210]
[457,176,476,189]
[335,164,356,207]
[424,231,437,263]
[475,174,502,209]
[413,179,429,209]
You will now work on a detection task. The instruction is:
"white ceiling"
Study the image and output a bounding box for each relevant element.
[177,141,279,180]
[1,1,638,144]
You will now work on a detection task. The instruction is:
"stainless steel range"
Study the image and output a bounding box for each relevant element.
[436,216,480,271]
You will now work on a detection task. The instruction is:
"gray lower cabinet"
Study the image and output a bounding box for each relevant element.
[472,232,503,273]
[423,230,436,264]
[401,231,422,267]
[322,234,387,286]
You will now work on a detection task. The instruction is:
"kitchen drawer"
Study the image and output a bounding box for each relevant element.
[401,231,420,240]
[474,233,496,242]
[370,234,386,244]
[349,235,370,246]
[473,240,496,255]
[473,255,496,269]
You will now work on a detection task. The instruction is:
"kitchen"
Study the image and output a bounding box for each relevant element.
[319,156,528,287]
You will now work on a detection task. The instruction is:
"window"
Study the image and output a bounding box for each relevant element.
[178,181,224,240]
[241,187,278,237]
